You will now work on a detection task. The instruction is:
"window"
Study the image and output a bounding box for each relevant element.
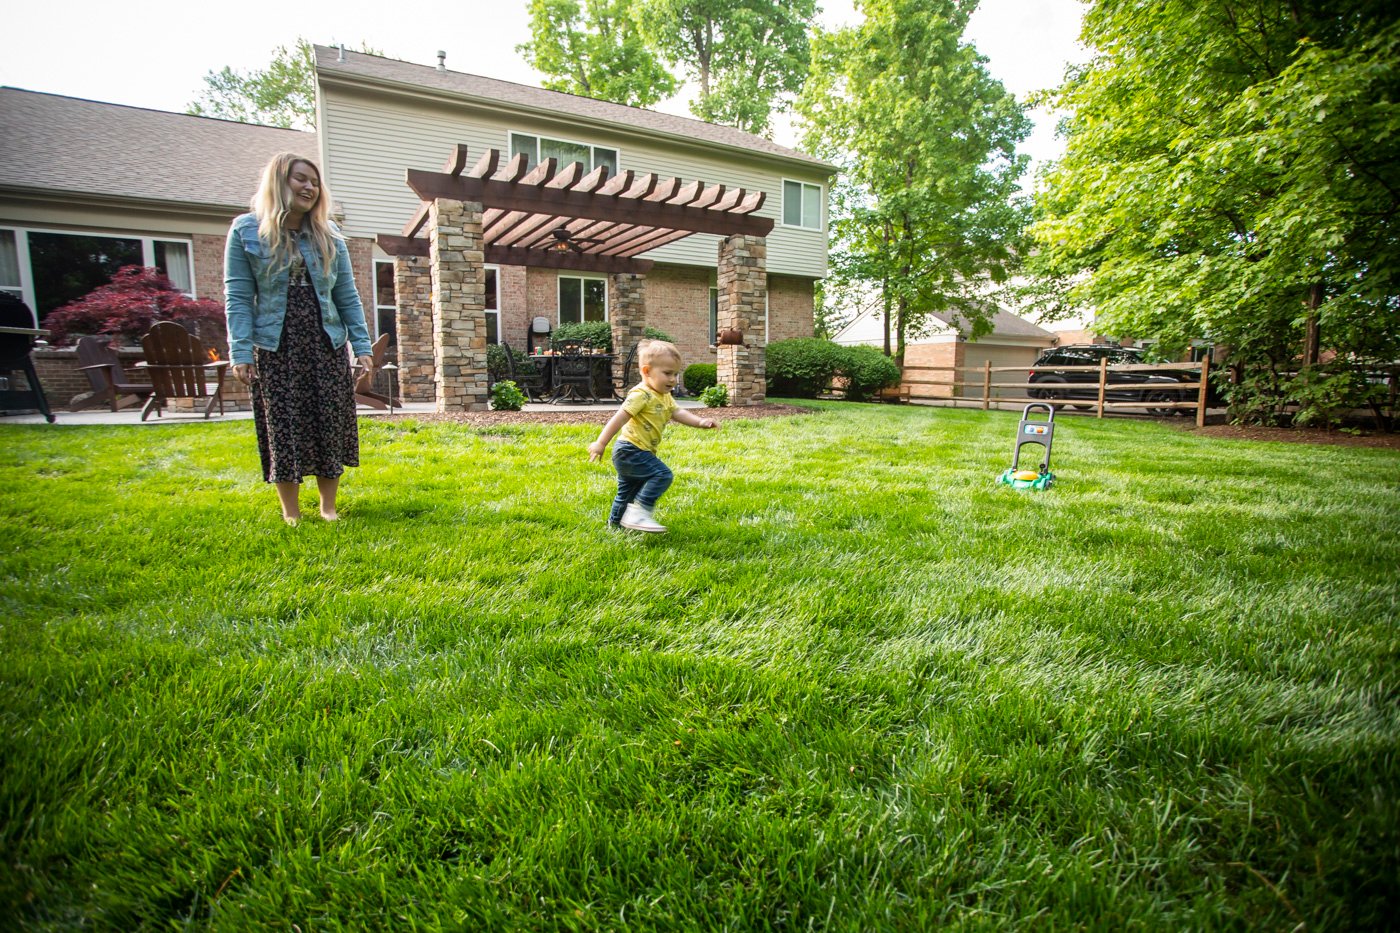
[558,275,607,324]
[0,230,22,301]
[374,261,397,346]
[484,266,500,344]
[510,132,618,175]
[782,180,823,230]
[1,227,196,321]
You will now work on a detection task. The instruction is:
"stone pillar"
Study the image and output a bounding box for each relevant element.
[393,254,435,402]
[716,234,768,405]
[429,198,490,412]
[610,272,647,386]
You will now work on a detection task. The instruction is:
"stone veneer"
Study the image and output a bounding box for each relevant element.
[393,255,435,402]
[715,234,768,405]
[429,199,490,412]
[609,273,647,384]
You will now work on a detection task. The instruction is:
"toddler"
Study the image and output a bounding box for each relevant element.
[588,340,718,533]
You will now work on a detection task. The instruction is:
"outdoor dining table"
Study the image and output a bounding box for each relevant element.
[529,352,615,403]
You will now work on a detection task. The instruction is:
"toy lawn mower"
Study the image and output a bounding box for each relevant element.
[998,403,1056,490]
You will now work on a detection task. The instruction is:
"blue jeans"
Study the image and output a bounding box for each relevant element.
[610,441,673,525]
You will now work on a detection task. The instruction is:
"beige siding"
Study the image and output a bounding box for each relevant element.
[320,89,829,279]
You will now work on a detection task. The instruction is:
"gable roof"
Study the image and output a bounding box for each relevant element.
[0,87,317,212]
[313,46,833,174]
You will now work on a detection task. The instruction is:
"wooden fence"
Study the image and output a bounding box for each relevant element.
[896,357,1215,427]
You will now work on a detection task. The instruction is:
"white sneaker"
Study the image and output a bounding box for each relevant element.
[620,503,667,533]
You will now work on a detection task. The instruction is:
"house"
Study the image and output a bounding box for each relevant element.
[0,87,314,327]
[309,46,834,401]
[833,304,1053,400]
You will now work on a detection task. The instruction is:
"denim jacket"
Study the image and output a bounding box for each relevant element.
[223,212,372,366]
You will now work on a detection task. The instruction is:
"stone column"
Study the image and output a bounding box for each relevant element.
[429,198,490,412]
[716,234,768,405]
[393,254,435,402]
[610,273,647,387]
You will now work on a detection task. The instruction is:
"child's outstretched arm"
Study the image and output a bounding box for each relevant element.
[588,408,632,461]
[673,408,719,430]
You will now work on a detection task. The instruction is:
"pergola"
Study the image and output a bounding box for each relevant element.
[376,146,774,411]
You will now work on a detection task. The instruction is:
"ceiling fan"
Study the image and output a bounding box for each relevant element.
[548,226,605,253]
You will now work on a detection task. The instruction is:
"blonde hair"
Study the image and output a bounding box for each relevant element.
[250,152,339,271]
[638,339,682,369]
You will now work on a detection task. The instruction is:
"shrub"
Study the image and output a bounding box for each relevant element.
[643,327,674,343]
[840,344,902,401]
[487,343,527,382]
[699,384,729,408]
[684,363,717,395]
[765,337,846,398]
[552,321,612,352]
[43,266,226,349]
[490,379,527,411]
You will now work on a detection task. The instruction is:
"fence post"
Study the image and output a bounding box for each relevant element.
[1097,357,1108,418]
[983,361,991,410]
[1196,355,1211,428]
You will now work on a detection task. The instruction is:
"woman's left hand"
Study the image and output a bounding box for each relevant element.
[355,355,374,376]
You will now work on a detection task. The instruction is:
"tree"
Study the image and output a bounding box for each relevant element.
[1031,1,1400,427]
[188,39,377,130]
[43,267,226,348]
[797,0,1031,359]
[517,0,679,107]
[640,0,815,135]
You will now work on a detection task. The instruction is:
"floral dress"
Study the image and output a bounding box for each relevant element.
[250,245,358,484]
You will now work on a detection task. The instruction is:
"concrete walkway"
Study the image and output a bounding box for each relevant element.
[0,397,699,426]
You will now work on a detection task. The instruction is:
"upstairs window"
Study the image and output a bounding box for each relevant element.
[510,133,618,175]
[782,180,823,230]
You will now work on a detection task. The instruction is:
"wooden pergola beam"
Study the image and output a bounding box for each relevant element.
[378,233,655,274]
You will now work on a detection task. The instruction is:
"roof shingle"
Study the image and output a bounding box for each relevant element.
[0,87,317,210]
[314,46,833,173]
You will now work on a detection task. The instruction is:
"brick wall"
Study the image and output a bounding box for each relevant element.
[767,274,816,343]
[901,341,960,399]
[193,233,227,307]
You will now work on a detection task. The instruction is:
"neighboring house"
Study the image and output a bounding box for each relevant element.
[833,304,1053,399]
[0,87,316,327]
[312,46,834,367]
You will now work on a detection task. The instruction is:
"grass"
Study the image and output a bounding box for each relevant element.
[1,401,1397,930]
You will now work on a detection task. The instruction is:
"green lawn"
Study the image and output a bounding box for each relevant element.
[2,402,1396,930]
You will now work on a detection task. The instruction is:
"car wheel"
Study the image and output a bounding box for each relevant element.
[1033,375,1069,409]
[1145,389,1177,417]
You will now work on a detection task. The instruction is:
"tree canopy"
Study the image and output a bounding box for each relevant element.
[640,0,815,136]
[798,0,1030,356]
[1031,0,1400,425]
[517,0,679,107]
[187,39,377,130]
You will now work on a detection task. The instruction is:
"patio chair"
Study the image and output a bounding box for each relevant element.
[71,336,154,412]
[0,293,55,422]
[613,341,641,400]
[550,344,597,403]
[503,341,550,402]
[135,321,229,421]
[354,333,396,409]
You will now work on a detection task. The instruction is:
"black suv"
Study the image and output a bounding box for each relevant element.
[1029,345,1194,416]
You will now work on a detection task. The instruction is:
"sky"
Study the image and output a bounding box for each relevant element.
[2,0,1087,174]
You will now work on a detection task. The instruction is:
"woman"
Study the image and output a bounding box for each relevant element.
[224,153,374,525]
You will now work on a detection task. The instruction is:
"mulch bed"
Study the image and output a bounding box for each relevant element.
[379,402,814,428]
[1178,422,1400,449]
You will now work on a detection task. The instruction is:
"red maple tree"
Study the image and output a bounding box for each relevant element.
[44,266,226,348]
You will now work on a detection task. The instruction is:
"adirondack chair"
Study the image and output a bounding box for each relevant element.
[0,293,55,422]
[71,336,154,412]
[353,333,395,409]
[135,321,228,421]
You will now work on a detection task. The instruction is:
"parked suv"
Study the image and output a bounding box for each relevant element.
[1029,345,1194,416]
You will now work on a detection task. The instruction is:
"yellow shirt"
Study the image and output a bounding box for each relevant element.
[618,384,677,452]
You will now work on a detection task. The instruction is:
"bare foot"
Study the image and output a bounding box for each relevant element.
[282,513,301,526]
[319,509,339,522]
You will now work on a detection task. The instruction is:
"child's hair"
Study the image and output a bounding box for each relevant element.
[638,339,682,368]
